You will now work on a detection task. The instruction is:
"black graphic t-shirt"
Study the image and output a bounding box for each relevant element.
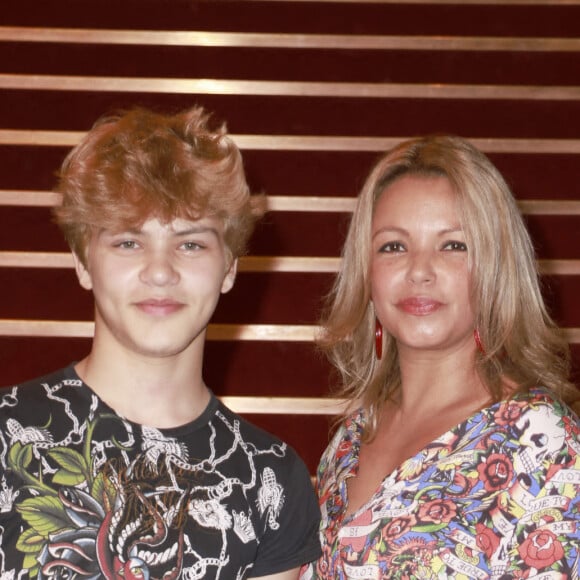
[0,365,321,578]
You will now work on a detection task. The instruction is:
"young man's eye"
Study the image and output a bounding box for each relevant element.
[442,241,467,251]
[182,241,203,251]
[115,240,138,249]
[379,241,405,253]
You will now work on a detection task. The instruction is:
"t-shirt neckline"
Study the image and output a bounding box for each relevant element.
[62,363,220,438]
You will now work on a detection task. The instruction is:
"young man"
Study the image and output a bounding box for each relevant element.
[0,107,321,578]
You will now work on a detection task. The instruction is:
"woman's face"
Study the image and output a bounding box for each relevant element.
[370,174,475,357]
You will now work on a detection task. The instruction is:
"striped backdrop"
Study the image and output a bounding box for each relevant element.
[1,0,579,471]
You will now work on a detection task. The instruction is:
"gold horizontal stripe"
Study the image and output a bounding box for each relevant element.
[0,252,74,268]
[0,319,95,337]
[0,190,62,206]
[0,129,82,146]
[0,320,319,341]
[0,319,577,343]
[0,27,578,51]
[518,200,580,216]
[1,252,579,275]
[1,74,579,101]
[238,256,341,273]
[2,131,580,154]
[2,192,580,216]
[537,260,580,276]
[243,136,580,154]
[267,196,356,212]
[219,396,345,415]
[247,0,580,4]
[268,198,580,216]
[211,324,319,341]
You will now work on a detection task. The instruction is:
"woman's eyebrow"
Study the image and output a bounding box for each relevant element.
[372,226,408,239]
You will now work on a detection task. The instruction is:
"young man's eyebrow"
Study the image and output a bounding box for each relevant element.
[173,225,220,237]
[109,224,221,235]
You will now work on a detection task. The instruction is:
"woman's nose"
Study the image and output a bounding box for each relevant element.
[407,250,435,284]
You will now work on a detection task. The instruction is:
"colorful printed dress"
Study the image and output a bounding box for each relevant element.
[301,388,580,579]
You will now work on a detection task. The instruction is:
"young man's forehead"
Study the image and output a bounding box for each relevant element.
[154,216,224,234]
[100,215,225,235]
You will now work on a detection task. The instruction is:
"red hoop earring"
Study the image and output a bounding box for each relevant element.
[375,319,383,360]
[474,328,486,355]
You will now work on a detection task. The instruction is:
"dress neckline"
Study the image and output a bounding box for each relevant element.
[338,388,548,524]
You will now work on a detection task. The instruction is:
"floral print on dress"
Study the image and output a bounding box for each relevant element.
[302,389,580,579]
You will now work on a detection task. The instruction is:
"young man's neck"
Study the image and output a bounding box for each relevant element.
[75,342,210,429]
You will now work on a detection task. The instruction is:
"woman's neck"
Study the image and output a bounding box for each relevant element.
[395,345,490,416]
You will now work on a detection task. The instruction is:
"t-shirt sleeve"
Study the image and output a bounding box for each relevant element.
[250,452,322,577]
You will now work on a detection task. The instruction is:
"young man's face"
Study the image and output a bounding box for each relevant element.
[74,216,236,361]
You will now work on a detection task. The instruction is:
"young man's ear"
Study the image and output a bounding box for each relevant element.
[72,252,93,291]
[221,258,238,294]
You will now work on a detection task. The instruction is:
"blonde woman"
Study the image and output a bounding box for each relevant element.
[301,136,580,579]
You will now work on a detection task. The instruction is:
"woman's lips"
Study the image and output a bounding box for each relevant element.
[135,299,185,316]
[396,297,443,316]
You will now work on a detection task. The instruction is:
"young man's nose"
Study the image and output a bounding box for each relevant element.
[140,251,179,286]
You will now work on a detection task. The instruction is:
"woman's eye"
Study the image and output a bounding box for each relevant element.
[442,241,467,251]
[379,241,405,253]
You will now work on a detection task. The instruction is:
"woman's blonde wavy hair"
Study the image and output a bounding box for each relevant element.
[320,135,578,440]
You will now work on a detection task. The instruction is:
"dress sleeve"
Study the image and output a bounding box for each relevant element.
[504,399,580,575]
[250,452,322,577]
